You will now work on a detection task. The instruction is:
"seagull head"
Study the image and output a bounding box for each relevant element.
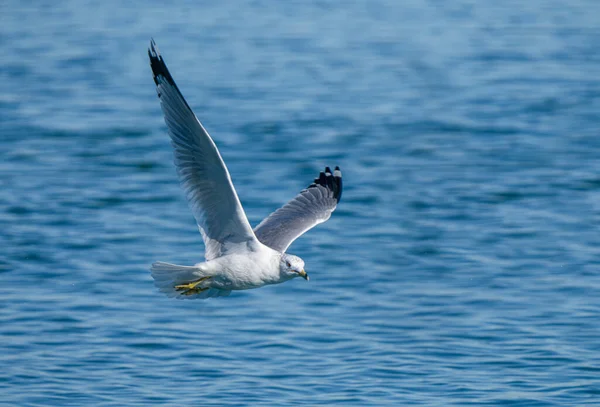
[280,254,308,281]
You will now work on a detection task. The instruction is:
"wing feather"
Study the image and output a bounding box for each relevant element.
[254,167,342,253]
[149,40,258,260]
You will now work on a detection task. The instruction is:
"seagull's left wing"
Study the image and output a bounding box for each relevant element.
[149,40,258,260]
[254,167,342,253]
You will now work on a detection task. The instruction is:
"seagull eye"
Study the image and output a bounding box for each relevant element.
[286,261,291,268]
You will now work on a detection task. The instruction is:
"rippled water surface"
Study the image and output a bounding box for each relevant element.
[2,1,600,406]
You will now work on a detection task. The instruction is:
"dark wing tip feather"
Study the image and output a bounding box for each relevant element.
[308,166,343,203]
[148,39,192,111]
[149,39,174,87]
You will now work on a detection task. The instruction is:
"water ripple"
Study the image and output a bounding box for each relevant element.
[2,1,600,406]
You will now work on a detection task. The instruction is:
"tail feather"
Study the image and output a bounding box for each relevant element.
[150,261,230,299]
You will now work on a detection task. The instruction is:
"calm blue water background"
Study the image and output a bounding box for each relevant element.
[2,1,600,406]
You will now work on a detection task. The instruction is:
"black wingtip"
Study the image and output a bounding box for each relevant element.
[308,166,343,202]
[148,39,193,111]
[319,171,327,184]
[148,39,178,89]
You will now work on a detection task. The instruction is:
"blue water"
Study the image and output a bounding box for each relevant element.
[2,1,600,405]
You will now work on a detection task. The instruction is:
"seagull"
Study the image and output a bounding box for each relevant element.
[148,40,343,299]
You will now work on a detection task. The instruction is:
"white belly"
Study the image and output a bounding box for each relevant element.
[201,249,283,290]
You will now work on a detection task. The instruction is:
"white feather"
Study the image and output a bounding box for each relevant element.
[150,261,231,299]
[148,41,340,300]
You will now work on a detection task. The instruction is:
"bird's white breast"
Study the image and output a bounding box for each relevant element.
[201,246,282,290]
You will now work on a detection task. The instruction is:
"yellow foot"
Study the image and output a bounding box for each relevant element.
[181,286,209,296]
[175,276,211,296]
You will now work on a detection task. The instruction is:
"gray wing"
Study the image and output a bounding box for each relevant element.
[254,167,342,253]
[149,40,258,260]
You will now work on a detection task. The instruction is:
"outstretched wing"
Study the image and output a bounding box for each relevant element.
[254,167,342,253]
[149,40,258,260]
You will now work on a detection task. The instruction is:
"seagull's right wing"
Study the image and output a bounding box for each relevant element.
[254,167,342,253]
[149,40,258,260]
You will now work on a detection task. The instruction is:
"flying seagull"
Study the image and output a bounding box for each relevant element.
[148,40,342,299]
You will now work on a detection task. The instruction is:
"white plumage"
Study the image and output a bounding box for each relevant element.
[148,40,342,299]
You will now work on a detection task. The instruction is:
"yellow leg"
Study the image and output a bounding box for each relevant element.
[175,276,212,296]
[181,286,209,296]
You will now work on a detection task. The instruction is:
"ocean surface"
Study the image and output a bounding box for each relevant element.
[2,1,600,406]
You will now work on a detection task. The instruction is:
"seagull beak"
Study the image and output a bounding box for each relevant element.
[298,270,309,281]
